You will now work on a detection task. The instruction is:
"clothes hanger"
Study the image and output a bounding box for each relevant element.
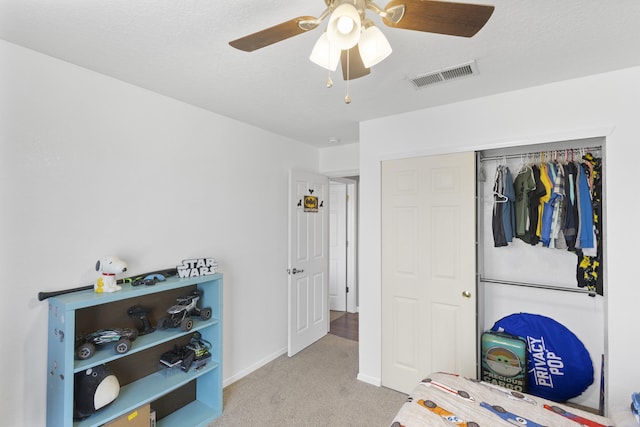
[492,163,508,203]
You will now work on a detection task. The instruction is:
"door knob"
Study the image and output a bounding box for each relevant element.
[462,291,472,299]
[287,268,304,275]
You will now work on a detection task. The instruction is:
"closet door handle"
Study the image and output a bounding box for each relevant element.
[462,291,472,299]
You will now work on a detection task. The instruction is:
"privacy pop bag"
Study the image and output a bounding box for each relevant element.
[492,312,593,401]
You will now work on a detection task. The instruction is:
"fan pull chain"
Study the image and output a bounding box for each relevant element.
[345,49,352,104]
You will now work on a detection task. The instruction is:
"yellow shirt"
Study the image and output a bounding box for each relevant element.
[536,163,552,237]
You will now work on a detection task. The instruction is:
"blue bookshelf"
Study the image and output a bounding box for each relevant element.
[46,274,223,427]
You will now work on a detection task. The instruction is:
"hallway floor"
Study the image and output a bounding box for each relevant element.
[329,311,358,342]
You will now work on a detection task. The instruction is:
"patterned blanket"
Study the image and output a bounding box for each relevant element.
[391,372,614,427]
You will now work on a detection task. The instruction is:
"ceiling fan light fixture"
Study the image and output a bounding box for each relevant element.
[310,32,341,71]
[326,3,362,50]
[358,24,392,68]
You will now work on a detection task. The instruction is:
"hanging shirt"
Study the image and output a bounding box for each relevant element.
[514,166,536,240]
[501,167,516,243]
[492,165,508,247]
[536,163,552,239]
[575,163,594,251]
[549,163,566,249]
[577,152,603,295]
[562,162,579,251]
[525,165,546,245]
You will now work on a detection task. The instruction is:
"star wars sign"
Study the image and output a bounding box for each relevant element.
[177,258,218,278]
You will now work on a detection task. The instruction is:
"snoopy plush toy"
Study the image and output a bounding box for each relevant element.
[94,256,128,293]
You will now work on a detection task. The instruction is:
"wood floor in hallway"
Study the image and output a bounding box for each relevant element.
[329,311,358,342]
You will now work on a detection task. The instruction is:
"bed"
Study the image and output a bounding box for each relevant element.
[390,371,615,427]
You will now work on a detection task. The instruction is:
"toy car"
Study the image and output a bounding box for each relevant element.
[159,332,212,373]
[75,328,138,360]
[181,332,212,372]
[417,399,479,427]
[480,402,546,427]
[157,290,212,331]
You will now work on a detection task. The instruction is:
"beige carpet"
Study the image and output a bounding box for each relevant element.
[207,334,407,426]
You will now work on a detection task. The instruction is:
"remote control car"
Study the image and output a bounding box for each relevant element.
[181,332,212,372]
[159,332,212,373]
[157,290,212,331]
[75,328,138,360]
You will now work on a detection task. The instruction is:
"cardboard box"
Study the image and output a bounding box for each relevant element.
[103,404,151,427]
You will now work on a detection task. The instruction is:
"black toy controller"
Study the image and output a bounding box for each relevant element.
[127,304,155,335]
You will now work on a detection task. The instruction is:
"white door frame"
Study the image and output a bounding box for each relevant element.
[329,177,359,314]
[329,182,347,311]
[346,180,358,313]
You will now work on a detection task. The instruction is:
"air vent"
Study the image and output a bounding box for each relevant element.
[410,60,478,89]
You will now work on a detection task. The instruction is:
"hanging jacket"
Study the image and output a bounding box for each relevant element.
[536,163,552,239]
[524,165,546,245]
[575,163,594,250]
[501,167,516,243]
[562,162,579,251]
[514,166,536,239]
[492,165,508,247]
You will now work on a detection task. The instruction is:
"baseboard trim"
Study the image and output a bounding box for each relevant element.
[222,346,288,388]
[357,372,381,387]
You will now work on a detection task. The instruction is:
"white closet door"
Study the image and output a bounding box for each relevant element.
[381,151,476,393]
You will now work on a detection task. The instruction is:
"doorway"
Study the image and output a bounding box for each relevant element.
[328,177,359,340]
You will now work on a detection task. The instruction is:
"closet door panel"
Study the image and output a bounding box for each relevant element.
[382,152,476,394]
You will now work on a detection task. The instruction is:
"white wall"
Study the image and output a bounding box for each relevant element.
[0,40,318,427]
[358,66,640,416]
[319,142,359,177]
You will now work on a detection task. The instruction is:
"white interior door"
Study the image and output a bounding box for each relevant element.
[329,182,347,311]
[381,152,476,393]
[288,170,329,357]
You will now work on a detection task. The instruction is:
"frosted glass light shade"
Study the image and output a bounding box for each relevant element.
[359,25,392,68]
[326,3,361,50]
[310,32,341,71]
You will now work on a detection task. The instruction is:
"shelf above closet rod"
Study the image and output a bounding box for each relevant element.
[479,145,602,163]
[479,277,597,297]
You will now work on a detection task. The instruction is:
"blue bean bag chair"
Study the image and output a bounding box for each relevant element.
[492,313,594,401]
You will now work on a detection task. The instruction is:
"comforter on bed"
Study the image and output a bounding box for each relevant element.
[391,372,614,427]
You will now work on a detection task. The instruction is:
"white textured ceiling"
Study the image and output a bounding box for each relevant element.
[2,0,640,147]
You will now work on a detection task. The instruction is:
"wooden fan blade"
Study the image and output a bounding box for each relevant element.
[382,0,494,37]
[341,45,371,80]
[229,16,318,52]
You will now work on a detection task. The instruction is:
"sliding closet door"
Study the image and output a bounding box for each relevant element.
[381,152,476,394]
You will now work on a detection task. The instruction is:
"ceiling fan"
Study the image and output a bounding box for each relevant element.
[229,0,494,82]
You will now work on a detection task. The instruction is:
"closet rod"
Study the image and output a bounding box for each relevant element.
[479,146,601,163]
[480,277,596,297]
